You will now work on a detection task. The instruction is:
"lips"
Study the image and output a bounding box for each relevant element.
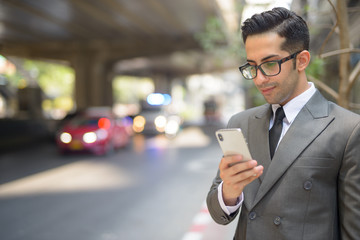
[260,86,276,94]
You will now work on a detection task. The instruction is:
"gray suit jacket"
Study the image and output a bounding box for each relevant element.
[207,91,360,240]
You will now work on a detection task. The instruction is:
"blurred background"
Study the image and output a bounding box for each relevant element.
[0,0,359,239]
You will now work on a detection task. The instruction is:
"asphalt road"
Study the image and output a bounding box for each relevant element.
[0,124,237,240]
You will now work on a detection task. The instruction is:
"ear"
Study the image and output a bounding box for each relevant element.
[297,50,310,71]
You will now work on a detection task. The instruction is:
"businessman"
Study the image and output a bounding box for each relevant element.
[207,7,360,240]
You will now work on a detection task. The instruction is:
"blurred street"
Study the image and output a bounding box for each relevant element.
[0,124,237,240]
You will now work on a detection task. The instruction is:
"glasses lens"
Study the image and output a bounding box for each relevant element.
[242,65,256,79]
[260,61,280,76]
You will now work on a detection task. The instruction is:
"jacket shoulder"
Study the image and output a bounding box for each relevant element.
[329,101,360,117]
[227,104,269,128]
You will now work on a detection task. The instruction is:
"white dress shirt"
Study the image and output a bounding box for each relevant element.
[218,82,317,215]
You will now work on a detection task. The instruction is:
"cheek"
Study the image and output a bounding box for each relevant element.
[279,71,299,96]
[278,66,296,85]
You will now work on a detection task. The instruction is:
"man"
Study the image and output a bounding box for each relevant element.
[206,7,360,240]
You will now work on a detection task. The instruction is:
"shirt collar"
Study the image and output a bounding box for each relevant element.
[271,82,316,124]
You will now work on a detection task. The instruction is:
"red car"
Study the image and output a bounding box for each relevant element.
[56,109,132,155]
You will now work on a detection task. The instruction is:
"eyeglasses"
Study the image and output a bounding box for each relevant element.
[239,51,302,80]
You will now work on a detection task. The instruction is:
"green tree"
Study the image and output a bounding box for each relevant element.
[6,57,75,114]
[23,60,74,98]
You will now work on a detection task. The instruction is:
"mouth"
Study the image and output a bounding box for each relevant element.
[260,86,276,95]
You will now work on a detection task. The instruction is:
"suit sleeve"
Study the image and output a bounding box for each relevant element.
[206,169,240,225]
[338,121,360,239]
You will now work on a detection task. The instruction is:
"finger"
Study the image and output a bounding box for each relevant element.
[222,166,263,197]
[227,160,257,174]
[220,159,258,182]
[249,165,264,178]
[220,155,244,169]
[241,169,264,187]
[228,155,244,166]
[232,165,264,184]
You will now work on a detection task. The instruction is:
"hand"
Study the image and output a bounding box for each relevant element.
[219,155,263,206]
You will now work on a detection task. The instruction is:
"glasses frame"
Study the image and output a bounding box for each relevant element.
[239,51,302,80]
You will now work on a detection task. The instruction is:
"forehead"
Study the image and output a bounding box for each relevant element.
[245,32,287,61]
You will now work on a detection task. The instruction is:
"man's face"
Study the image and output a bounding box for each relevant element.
[244,32,302,105]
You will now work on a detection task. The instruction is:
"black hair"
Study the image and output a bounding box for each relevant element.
[241,7,309,53]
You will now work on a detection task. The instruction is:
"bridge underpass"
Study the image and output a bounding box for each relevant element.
[0,0,240,109]
[0,0,241,151]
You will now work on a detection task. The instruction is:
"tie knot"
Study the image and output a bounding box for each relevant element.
[274,107,285,122]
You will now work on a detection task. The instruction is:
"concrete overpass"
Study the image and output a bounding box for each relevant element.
[0,0,238,109]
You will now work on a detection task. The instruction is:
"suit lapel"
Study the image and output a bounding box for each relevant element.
[244,104,272,208]
[251,91,334,208]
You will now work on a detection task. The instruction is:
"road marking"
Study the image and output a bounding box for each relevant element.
[182,202,212,240]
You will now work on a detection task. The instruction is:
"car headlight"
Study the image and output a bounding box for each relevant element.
[83,132,97,143]
[133,115,146,133]
[165,119,180,135]
[155,115,167,132]
[60,132,72,144]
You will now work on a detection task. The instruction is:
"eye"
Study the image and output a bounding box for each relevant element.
[250,66,257,75]
[263,61,277,69]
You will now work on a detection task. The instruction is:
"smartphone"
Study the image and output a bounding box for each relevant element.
[215,128,252,161]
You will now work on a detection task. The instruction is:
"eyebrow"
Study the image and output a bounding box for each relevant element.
[247,54,279,64]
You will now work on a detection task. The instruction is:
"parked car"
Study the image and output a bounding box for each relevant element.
[56,108,132,155]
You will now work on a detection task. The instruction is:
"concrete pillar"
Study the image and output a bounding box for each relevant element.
[71,54,88,109]
[71,53,113,109]
[153,74,171,94]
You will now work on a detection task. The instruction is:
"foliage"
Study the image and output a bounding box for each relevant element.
[306,56,325,79]
[195,17,227,52]
[195,17,245,64]
[194,12,256,107]
[113,76,154,104]
[23,60,74,98]
[5,72,24,88]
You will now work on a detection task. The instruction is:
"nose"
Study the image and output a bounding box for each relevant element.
[253,67,268,84]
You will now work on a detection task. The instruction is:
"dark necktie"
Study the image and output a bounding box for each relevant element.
[269,107,285,159]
